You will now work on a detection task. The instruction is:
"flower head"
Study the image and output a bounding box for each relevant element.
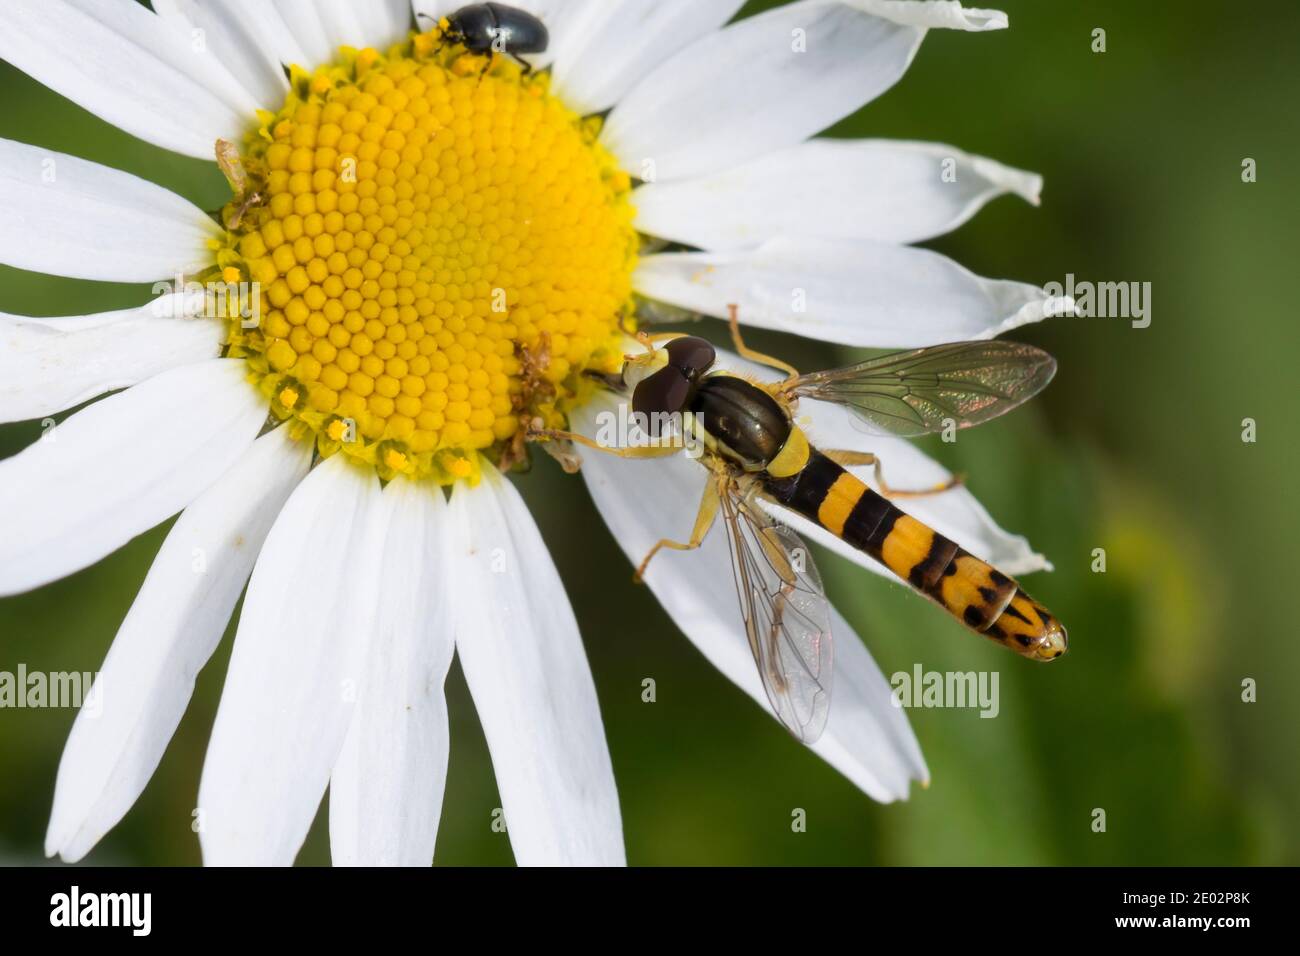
[0,0,1061,866]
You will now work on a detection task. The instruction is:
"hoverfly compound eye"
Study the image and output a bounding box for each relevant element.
[664,336,717,384]
[628,336,715,436]
[632,367,692,435]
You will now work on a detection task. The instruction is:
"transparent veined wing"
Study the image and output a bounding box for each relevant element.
[718,477,833,743]
[789,341,1056,438]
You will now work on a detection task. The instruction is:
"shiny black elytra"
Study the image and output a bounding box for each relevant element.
[437,4,550,72]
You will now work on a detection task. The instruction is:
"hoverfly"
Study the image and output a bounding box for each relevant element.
[533,308,1066,743]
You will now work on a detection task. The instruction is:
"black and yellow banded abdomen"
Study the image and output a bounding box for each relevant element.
[763,447,1067,661]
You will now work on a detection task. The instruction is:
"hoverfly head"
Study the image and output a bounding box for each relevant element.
[625,335,717,419]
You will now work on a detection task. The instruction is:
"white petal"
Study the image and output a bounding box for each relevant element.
[498,0,594,68]
[272,0,339,65]
[44,427,311,863]
[151,0,299,108]
[0,138,220,282]
[448,465,624,866]
[0,0,252,159]
[571,396,926,801]
[633,139,1042,250]
[198,455,386,866]
[315,0,371,50]
[0,294,223,424]
[844,0,1008,31]
[356,0,415,48]
[636,237,1068,348]
[514,1,606,71]
[329,478,454,867]
[252,5,316,70]
[602,0,927,182]
[274,0,409,63]
[66,0,264,116]
[550,1,746,115]
[0,359,267,598]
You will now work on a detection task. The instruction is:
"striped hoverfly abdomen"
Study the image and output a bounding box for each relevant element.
[762,445,1066,661]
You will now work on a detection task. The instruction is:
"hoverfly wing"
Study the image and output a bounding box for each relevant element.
[789,341,1057,438]
[719,479,833,743]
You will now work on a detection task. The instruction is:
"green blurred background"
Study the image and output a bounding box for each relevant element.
[1,1,1296,866]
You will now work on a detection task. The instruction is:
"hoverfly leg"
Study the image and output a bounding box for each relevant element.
[756,526,798,586]
[526,426,684,460]
[632,329,682,353]
[821,449,879,468]
[727,304,800,384]
[823,449,966,499]
[615,311,636,338]
[634,479,721,583]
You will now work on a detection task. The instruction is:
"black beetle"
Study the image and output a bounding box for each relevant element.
[426,4,550,73]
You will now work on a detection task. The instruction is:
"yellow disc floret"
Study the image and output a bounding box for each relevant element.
[214,34,638,483]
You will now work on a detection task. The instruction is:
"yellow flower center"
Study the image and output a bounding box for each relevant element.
[213,32,638,483]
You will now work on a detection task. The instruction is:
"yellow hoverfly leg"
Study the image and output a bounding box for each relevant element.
[727,304,800,383]
[821,449,965,499]
[633,478,722,584]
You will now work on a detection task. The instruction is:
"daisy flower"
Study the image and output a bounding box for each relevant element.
[0,0,1063,866]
